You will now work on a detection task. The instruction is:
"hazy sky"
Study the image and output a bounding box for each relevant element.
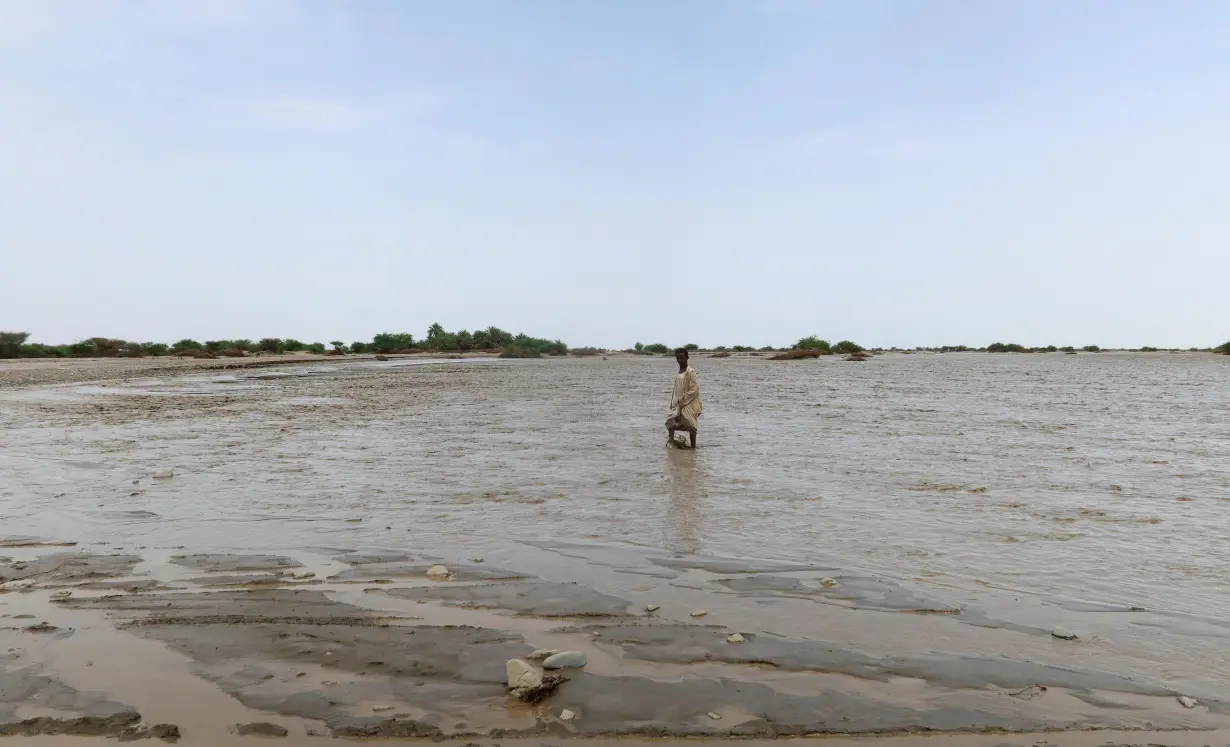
[3,1,1228,349]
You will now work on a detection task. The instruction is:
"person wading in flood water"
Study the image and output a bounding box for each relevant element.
[666,347,702,448]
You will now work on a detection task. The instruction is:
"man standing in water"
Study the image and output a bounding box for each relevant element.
[666,348,702,448]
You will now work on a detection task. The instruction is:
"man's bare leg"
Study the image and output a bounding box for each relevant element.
[688,429,697,449]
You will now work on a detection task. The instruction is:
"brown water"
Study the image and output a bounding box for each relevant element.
[2,353,1228,692]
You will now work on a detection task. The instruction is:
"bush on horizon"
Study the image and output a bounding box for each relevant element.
[986,342,1026,353]
[0,331,31,358]
[1214,341,1230,354]
[793,336,831,352]
[832,340,864,354]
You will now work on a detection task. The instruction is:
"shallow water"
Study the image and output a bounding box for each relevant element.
[1,352,1228,691]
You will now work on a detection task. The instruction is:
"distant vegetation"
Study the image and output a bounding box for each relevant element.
[1216,341,1230,355]
[0,324,568,359]
[793,336,831,353]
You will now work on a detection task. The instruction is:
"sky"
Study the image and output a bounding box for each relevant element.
[2,0,1228,349]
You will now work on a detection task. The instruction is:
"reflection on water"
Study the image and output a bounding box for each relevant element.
[665,448,705,554]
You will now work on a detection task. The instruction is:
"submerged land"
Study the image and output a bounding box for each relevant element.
[0,354,1227,745]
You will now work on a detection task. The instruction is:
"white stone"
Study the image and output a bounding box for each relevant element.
[646,604,661,613]
[559,709,576,721]
[1051,628,1078,640]
[506,659,541,690]
[426,565,450,578]
[820,577,838,588]
[151,469,174,479]
[727,633,745,643]
[690,609,708,618]
[707,712,722,720]
[1178,695,1198,708]
[526,649,558,661]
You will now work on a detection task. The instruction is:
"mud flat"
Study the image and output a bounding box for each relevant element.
[0,544,1227,745]
[1,356,1228,744]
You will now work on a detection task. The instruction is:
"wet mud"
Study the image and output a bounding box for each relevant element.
[1,355,1228,743]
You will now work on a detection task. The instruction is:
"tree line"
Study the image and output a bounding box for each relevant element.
[0,324,568,359]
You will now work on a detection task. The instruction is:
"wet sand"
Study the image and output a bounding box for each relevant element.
[0,354,1227,743]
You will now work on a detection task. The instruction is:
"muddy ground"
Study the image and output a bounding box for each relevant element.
[0,356,1227,745]
[1,543,1227,746]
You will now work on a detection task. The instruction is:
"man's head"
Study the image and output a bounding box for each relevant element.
[674,347,689,369]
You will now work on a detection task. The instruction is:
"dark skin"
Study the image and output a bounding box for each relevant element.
[667,351,697,448]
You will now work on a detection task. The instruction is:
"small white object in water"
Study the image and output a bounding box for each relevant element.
[1051,628,1078,640]
[820,577,838,588]
[691,609,708,618]
[426,565,450,578]
[646,604,661,613]
[50,590,72,600]
[707,712,722,720]
[559,709,576,721]
[727,633,745,643]
[1178,695,1198,708]
[151,469,174,479]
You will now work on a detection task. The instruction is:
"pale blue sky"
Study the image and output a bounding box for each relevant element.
[2,1,1228,348]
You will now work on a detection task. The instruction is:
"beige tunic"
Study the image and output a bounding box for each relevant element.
[667,367,702,430]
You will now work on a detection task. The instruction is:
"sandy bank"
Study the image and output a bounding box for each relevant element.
[1,542,1226,745]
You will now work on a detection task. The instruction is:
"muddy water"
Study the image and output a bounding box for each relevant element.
[1,353,1228,691]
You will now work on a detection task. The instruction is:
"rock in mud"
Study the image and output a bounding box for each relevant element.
[1178,695,1198,708]
[690,609,708,618]
[236,721,289,737]
[542,651,587,670]
[559,708,576,721]
[425,565,450,578]
[707,711,723,720]
[506,659,541,690]
[727,633,746,643]
[646,604,660,613]
[526,649,558,661]
[1051,628,1078,640]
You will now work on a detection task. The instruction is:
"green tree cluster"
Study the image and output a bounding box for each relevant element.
[793,336,832,352]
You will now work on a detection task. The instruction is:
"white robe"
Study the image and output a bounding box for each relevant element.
[667,367,702,430]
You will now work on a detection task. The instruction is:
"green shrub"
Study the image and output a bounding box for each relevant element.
[1139,346,1160,352]
[499,347,542,359]
[349,341,368,354]
[987,342,1026,353]
[1214,341,1230,354]
[305,342,326,354]
[1082,345,1100,352]
[794,336,831,352]
[0,331,30,358]
[642,343,669,354]
[832,340,864,354]
[281,339,306,352]
[258,338,282,353]
[684,343,699,351]
[372,332,415,353]
[171,339,203,353]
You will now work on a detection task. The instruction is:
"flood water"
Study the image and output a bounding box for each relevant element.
[2,352,1228,692]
